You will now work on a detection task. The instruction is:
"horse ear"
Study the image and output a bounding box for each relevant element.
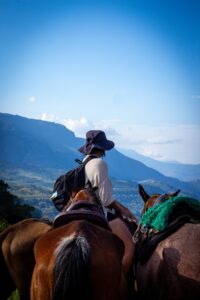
[138,184,150,202]
[171,189,181,197]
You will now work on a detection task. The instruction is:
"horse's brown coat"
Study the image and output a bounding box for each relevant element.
[31,190,130,300]
[0,218,51,300]
[136,185,200,300]
[31,220,128,300]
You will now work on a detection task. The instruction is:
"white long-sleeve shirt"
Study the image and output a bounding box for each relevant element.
[84,155,115,207]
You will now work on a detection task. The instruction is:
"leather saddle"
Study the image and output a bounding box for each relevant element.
[53,201,109,230]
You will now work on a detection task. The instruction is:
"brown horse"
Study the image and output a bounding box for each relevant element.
[134,184,200,300]
[31,190,129,300]
[0,218,51,300]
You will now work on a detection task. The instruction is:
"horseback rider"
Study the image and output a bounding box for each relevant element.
[79,130,136,275]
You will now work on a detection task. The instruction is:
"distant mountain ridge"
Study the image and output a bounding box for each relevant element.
[0,113,166,180]
[0,113,200,199]
[0,113,82,169]
[119,148,200,182]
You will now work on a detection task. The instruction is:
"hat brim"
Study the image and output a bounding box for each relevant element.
[79,140,114,155]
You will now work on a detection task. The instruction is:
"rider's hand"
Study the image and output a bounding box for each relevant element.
[120,207,138,223]
[108,200,137,223]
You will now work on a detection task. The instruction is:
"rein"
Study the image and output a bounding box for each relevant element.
[135,193,169,242]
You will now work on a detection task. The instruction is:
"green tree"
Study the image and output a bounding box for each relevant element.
[0,179,35,224]
[7,290,19,300]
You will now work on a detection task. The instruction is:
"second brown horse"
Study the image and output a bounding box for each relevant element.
[135,185,200,300]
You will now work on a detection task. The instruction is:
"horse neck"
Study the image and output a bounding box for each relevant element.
[74,189,100,206]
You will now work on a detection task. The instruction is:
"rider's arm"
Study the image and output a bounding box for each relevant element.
[85,158,136,221]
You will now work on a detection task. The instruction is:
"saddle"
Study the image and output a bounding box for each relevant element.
[53,201,109,230]
[135,203,200,264]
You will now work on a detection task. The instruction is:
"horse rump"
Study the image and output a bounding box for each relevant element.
[53,234,91,300]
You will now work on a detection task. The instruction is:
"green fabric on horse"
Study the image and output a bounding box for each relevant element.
[140,196,200,231]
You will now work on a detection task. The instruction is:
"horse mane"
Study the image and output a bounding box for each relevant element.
[53,232,91,300]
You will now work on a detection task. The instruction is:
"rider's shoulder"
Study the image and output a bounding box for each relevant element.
[88,156,107,169]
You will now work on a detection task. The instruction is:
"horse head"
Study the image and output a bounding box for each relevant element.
[138,184,181,215]
[73,189,97,203]
[63,188,100,211]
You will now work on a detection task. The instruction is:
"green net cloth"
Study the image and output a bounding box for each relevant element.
[140,196,200,231]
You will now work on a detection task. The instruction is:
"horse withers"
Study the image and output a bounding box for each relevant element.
[134,185,200,300]
[31,190,129,300]
[0,218,51,300]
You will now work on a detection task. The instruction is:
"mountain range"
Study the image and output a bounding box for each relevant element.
[0,113,169,180]
[0,112,200,203]
[119,148,200,182]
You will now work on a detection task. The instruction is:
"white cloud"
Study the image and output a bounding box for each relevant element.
[29,96,36,103]
[146,137,182,145]
[112,123,200,164]
[62,117,93,137]
[79,120,200,164]
[61,118,120,138]
[39,114,200,164]
[41,112,57,122]
[140,147,166,160]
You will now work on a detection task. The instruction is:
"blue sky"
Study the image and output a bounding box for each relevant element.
[1,0,200,163]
